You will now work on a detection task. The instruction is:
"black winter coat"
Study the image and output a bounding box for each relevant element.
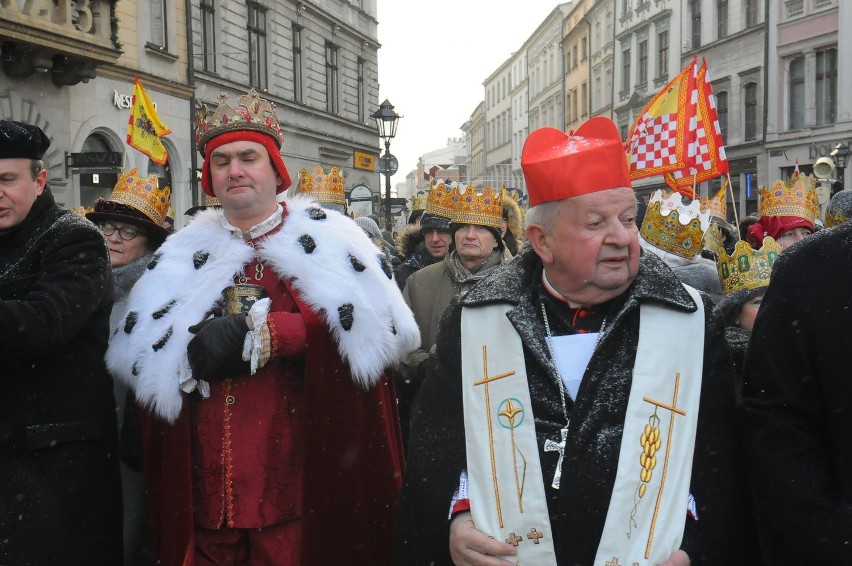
[394,247,745,565]
[0,189,121,565]
[740,221,852,565]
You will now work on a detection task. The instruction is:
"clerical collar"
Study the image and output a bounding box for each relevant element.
[541,270,584,308]
[223,205,284,242]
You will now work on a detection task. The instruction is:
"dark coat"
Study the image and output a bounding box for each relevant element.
[394,224,440,290]
[0,189,121,565]
[740,221,852,565]
[394,247,744,565]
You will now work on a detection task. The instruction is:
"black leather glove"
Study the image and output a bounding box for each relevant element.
[187,314,250,382]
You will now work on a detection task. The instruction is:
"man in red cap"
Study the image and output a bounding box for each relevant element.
[107,90,419,565]
[395,117,743,565]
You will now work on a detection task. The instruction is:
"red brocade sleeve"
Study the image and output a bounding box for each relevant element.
[267,312,307,358]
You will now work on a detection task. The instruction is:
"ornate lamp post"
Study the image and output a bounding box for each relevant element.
[372,99,401,232]
[831,142,850,194]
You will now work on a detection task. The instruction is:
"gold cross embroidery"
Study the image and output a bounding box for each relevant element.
[473,345,516,529]
[641,372,687,559]
[526,528,544,544]
[505,532,522,547]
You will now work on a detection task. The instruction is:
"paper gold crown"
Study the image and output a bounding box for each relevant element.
[110,168,171,226]
[452,186,503,228]
[717,237,781,296]
[194,89,284,153]
[700,184,728,222]
[640,190,711,260]
[411,192,427,212]
[425,179,458,219]
[71,205,93,217]
[757,174,819,222]
[298,166,346,205]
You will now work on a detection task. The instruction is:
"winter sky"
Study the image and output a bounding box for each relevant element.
[375,0,565,185]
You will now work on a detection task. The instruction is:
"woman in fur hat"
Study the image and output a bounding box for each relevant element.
[86,168,171,566]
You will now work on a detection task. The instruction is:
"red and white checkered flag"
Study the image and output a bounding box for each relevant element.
[665,59,729,195]
[626,57,698,180]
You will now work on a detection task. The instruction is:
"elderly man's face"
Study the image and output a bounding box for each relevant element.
[454,224,498,268]
[0,158,46,230]
[528,187,639,306]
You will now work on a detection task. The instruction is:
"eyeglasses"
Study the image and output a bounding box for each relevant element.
[100,222,142,241]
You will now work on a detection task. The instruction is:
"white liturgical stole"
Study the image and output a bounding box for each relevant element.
[461,285,705,566]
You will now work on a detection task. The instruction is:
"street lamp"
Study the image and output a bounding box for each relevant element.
[831,142,850,194]
[372,99,401,232]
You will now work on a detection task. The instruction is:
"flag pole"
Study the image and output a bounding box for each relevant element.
[691,171,697,200]
[726,171,740,232]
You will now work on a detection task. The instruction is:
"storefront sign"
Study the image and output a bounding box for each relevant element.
[354,151,375,171]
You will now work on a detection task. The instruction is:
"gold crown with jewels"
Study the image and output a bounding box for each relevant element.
[717,237,781,296]
[700,184,728,222]
[194,89,284,153]
[298,166,346,205]
[451,186,503,228]
[640,190,711,260]
[425,179,458,219]
[757,174,819,222]
[411,192,427,212]
[109,168,171,225]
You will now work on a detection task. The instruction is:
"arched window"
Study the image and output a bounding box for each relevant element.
[80,133,117,207]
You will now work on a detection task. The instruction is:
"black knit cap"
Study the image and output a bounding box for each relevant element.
[0,120,50,160]
[420,212,451,233]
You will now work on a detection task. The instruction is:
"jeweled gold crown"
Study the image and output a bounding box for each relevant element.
[703,223,725,258]
[298,166,345,205]
[412,192,427,212]
[717,237,781,296]
[640,190,711,260]
[194,89,284,153]
[700,184,727,222]
[452,186,503,228]
[110,168,171,225]
[425,179,458,219]
[757,174,819,222]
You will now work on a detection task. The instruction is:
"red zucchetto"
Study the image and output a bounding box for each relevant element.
[521,117,631,207]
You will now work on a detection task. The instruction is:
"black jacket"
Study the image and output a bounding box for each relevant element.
[394,247,744,565]
[0,189,121,565]
[740,221,852,565]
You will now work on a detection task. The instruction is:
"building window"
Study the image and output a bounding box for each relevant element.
[357,57,366,123]
[690,0,701,48]
[789,55,805,130]
[200,0,216,72]
[815,48,837,126]
[581,82,587,118]
[657,30,668,78]
[621,47,631,90]
[150,0,167,49]
[745,0,759,27]
[717,91,728,141]
[325,42,339,114]
[638,40,648,85]
[581,36,587,60]
[247,2,268,90]
[717,0,728,39]
[744,83,757,141]
[292,24,303,102]
[572,44,578,69]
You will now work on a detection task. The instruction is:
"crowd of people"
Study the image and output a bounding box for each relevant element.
[1,97,850,566]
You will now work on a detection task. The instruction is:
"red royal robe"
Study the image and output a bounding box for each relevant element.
[139,263,404,565]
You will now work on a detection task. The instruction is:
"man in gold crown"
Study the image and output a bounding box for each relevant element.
[747,175,819,250]
[395,179,456,290]
[106,90,418,566]
[397,185,512,448]
[740,214,852,565]
[395,117,743,565]
[0,120,122,563]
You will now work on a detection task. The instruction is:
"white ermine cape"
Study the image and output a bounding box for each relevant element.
[106,197,419,423]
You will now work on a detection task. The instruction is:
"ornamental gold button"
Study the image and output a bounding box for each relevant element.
[225,395,235,405]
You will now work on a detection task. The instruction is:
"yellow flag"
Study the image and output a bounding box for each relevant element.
[127,77,171,164]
